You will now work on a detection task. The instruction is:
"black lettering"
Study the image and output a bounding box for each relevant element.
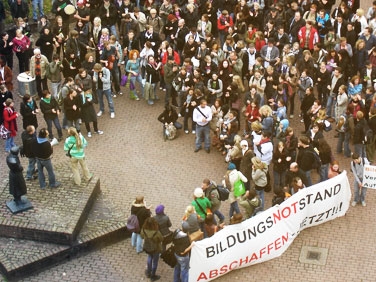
[315,212,324,222]
[247,226,257,238]
[306,193,314,204]
[257,221,266,233]
[237,231,247,243]
[314,191,323,203]
[227,235,236,248]
[265,216,273,228]
[219,241,227,252]
[334,184,341,195]
[207,246,215,258]
[299,198,306,209]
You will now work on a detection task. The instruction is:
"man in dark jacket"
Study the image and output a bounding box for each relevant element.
[202,178,225,224]
[32,128,61,189]
[21,125,38,180]
[297,136,316,187]
[284,162,309,192]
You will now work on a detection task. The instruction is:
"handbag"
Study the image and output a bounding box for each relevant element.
[162,231,174,245]
[188,229,204,242]
[0,124,11,140]
[234,177,246,197]
[161,245,177,268]
[120,74,128,86]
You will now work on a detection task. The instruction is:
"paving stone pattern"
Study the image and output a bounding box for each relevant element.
[1,1,376,280]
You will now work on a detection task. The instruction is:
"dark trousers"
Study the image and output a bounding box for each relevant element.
[36,75,48,98]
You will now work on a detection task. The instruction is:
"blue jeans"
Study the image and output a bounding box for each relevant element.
[37,158,57,188]
[195,124,210,150]
[273,170,286,191]
[45,117,62,139]
[303,170,312,187]
[51,82,61,101]
[256,189,265,210]
[67,119,81,132]
[5,137,15,152]
[108,25,118,40]
[129,75,144,98]
[353,179,367,203]
[174,253,190,282]
[147,252,160,276]
[326,95,335,118]
[131,232,143,253]
[319,163,329,182]
[354,143,365,158]
[32,0,44,20]
[214,209,225,223]
[26,157,37,179]
[229,200,240,218]
[97,88,115,113]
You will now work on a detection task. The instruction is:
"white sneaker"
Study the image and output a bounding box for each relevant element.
[178,113,182,117]
[192,130,196,134]
[351,201,357,207]
[87,132,92,138]
[95,130,104,135]
[361,201,366,207]
[185,130,189,134]
[110,112,115,119]
[97,111,103,117]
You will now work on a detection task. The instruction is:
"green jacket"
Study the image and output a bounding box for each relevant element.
[192,197,212,220]
[64,135,87,159]
[140,228,163,253]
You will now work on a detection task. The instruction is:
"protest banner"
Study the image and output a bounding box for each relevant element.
[362,164,376,189]
[189,172,351,282]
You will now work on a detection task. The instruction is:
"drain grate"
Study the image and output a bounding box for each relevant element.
[299,246,328,265]
[307,251,320,260]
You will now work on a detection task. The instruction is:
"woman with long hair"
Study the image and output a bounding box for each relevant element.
[3,98,19,153]
[64,127,92,186]
[317,138,332,182]
[125,49,143,100]
[140,217,163,281]
[20,94,39,130]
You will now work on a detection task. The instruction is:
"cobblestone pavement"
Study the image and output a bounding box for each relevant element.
[1,0,376,279]
[0,78,374,282]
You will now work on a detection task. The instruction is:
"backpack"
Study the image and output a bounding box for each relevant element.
[214,185,230,201]
[57,85,69,106]
[282,81,293,97]
[126,214,140,233]
[143,230,158,254]
[310,149,322,169]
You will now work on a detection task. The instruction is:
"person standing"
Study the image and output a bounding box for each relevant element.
[63,89,82,133]
[93,63,115,118]
[130,196,151,254]
[20,94,39,130]
[0,58,13,92]
[31,0,44,23]
[29,48,49,99]
[11,29,30,73]
[140,217,163,281]
[192,99,212,153]
[64,127,92,186]
[32,128,61,189]
[172,228,192,282]
[223,162,248,219]
[3,98,19,153]
[0,85,13,125]
[201,178,225,224]
[40,90,63,141]
[21,125,38,181]
[351,153,370,207]
[153,205,172,252]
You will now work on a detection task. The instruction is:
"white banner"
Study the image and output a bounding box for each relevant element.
[189,172,351,282]
[362,165,376,189]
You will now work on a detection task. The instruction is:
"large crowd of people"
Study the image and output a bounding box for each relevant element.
[1,0,376,281]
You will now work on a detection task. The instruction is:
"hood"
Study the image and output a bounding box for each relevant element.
[37,137,49,144]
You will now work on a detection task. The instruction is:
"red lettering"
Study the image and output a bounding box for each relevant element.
[250,252,258,262]
[281,233,288,244]
[273,210,281,224]
[197,272,208,281]
[238,256,249,267]
[259,247,266,258]
[267,242,274,254]
[275,237,281,250]
[229,261,238,270]
[219,264,228,275]
[291,201,298,213]
[209,269,218,279]
[281,206,291,218]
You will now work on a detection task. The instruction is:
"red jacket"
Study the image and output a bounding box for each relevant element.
[217,15,233,33]
[3,107,18,137]
[298,26,319,50]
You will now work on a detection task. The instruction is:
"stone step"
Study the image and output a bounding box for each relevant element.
[0,192,128,280]
[0,163,100,245]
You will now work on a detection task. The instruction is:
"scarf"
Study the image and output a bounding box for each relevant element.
[42,97,51,104]
[84,93,92,104]
[35,56,41,76]
[27,101,34,109]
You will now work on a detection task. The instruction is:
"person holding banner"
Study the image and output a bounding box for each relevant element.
[350,153,370,207]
